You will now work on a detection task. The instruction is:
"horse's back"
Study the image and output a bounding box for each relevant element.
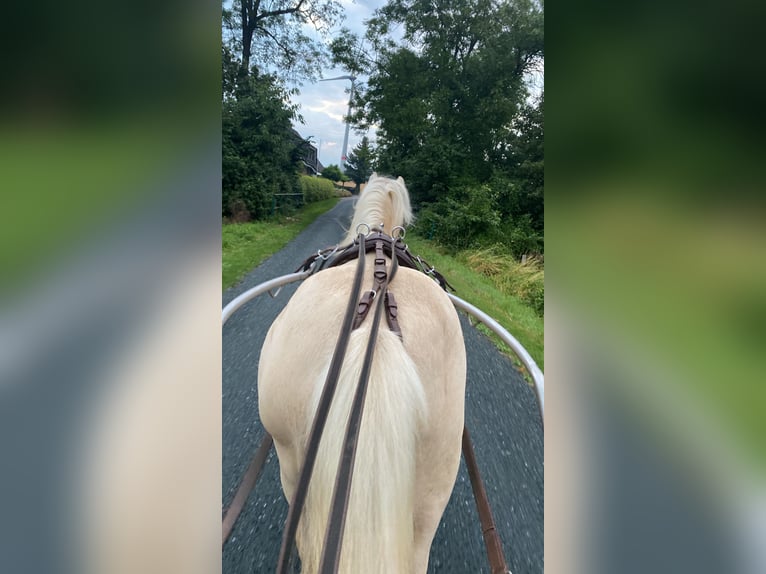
[258,259,464,439]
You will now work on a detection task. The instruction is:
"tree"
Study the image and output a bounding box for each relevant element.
[321,164,344,182]
[223,0,343,81]
[344,137,376,193]
[222,65,301,220]
[330,0,544,254]
[334,0,543,205]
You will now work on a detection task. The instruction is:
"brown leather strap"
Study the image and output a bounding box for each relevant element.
[373,239,387,288]
[384,291,402,339]
[276,234,368,574]
[222,432,273,546]
[462,426,509,574]
[297,232,454,292]
[351,290,375,330]
[318,250,398,574]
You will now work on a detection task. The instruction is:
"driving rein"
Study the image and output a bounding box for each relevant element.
[222,229,510,574]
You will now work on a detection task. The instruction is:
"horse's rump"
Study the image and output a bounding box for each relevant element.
[258,175,466,573]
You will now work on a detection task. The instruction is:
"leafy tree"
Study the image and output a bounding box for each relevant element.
[223,0,343,81]
[222,65,301,220]
[321,164,346,181]
[221,0,347,222]
[497,92,544,231]
[344,137,376,192]
[331,0,544,254]
[358,0,543,203]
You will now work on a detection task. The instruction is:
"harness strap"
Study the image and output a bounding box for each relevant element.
[373,239,387,288]
[384,291,402,339]
[276,234,368,574]
[351,290,375,330]
[295,232,454,292]
[318,249,399,574]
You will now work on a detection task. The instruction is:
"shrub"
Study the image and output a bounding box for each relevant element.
[300,175,335,203]
[321,164,345,182]
[413,184,502,250]
[507,214,544,257]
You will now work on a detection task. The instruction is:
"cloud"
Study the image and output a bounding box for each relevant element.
[290,1,385,166]
[304,99,347,123]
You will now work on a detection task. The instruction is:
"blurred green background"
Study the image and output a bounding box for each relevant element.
[548,0,766,468]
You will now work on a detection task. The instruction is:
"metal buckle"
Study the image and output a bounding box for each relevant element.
[317,244,339,261]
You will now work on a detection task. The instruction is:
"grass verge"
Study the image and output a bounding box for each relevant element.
[405,234,544,372]
[222,198,340,290]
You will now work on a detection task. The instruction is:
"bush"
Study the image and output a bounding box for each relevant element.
[507,214,544,257]
[300,175,335,203]
[321,164,345,182]
[413,184,502,250]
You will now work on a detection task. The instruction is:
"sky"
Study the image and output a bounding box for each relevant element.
[292,0,386,168]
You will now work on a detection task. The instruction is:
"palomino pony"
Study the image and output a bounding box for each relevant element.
[258,174,466,573]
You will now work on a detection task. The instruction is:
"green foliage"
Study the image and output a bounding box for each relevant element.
[463,246,544,316]
[223,0,343,82]
[321,164,345,182]
[299,175,336,203]
[405,235,544,367]
[344,137,376,191]
[330,0,544,256]
[414,184,502,250]
[223,198,339,289]
[222,60,301,220]
[495,95,544,232]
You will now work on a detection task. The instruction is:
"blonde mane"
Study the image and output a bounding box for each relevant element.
[343,174,413,243]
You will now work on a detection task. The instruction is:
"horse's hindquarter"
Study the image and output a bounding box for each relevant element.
[257,266,350,491]
[258,258,466,572]
[393,268,467,571]
[259,259,466,439]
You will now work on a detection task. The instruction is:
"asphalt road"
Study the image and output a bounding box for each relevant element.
[222,198,544,573]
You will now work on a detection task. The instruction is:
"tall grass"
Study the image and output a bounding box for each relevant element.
[463,246,544,316]
[405,235,544,370]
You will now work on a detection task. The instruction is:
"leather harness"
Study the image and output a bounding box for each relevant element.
[223,230,510,574]
[296,230,454,342]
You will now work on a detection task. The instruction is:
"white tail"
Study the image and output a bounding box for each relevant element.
[297,327,427,573]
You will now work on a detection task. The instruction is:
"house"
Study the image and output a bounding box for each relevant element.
[290,128,323,175]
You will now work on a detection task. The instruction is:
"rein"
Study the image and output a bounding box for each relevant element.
[276,232,370,574]
[222,228,511,574]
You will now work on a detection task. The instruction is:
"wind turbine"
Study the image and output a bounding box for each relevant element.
[318,74,357,173]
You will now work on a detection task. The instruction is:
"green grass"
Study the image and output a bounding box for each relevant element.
[405,234,544,372]
[222,198,340,289]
